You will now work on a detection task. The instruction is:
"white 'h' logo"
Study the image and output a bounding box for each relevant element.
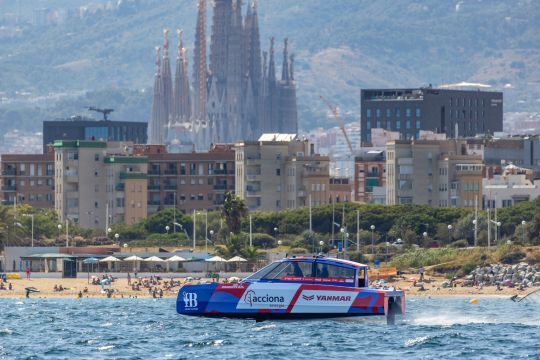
[183,292,198,308]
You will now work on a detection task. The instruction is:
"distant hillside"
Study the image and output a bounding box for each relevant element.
[0,0,538,134]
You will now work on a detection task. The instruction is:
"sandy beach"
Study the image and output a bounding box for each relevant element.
[1,273,537,299]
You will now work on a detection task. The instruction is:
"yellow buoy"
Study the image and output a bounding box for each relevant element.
[470,298,478,304]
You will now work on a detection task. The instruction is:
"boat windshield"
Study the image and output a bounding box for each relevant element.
[244,262,281,281]
[262,261,312,280]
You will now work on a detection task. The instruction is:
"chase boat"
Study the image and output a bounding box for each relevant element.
[176,256,405,324]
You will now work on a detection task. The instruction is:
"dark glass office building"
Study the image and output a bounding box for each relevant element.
[43,117,147,152]
[360,88,503,144]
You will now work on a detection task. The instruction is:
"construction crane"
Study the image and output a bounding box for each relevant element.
[87,107,114,121]
[319,95,354,154]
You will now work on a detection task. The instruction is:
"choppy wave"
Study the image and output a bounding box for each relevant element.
[0,297,538,358]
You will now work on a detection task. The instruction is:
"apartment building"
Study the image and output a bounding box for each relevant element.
[354,149,386,204]
[484,164,540,208]
[136,144,235,215]
[54,140,148,228]
[0,153,55,208]
[43,118,147,153]
[386,140,483,208]
[329,177,353,203]
[235,134,330,211]
[361,87,503,144]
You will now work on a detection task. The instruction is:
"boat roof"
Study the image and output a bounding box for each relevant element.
[279,256,368,269]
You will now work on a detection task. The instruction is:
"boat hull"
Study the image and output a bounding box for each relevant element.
[176,282,405,321]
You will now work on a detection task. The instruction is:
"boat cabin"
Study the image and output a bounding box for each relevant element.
[245,256,369,288]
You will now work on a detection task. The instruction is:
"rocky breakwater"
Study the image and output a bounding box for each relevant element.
[466,263,540,288]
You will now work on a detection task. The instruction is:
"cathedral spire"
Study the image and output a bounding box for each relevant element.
[177,29,184,60]
[149,46,166,144]
[268,37,276,85]
[161,28,174,133]
[173,29,191,124]
[290,54,295,81]
[281,38,289,82]
[193,0,207,120]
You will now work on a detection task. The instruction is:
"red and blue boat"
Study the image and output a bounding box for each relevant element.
[176,256,405,324]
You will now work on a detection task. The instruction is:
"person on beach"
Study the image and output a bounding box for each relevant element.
[127,273,131,286]
[419,267,425,281]
[25,267,31,279]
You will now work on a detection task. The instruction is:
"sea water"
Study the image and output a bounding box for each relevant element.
[0,297,538,359]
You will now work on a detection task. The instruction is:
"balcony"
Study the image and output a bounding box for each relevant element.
[164,185,177,191]
[46,170,54,176]
[246,174,260,181]
[366,171,379,178]
[2,169,16,176]
[164,169,177,175]
[148,169,160,176]
[246,190,261,197]
[246,156,261,165]
[115,183,125,191]
[147,184,160,191]
[214,184,228,191]
[1,185,16,191]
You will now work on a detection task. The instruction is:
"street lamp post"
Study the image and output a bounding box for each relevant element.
[114,233,120,245]
[521,220,526,243]
[165,225,170,234]
[370,225,375,255]
[447,224,453,244]
[274,227,278,240]
[319,240,324,253]
[340,227,345,254]
[107,227,112,239]
[57,224,62,242]
[472,219,477,247]
[208,230,214,254]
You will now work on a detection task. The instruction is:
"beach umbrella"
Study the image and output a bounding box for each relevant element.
[227,256,247,262]
[83,257,99,283]
[100,256,121,262]
[205,256,227,262]
[144,256,166,262]
[165,255,186,272]
[124,255,144,272]
[99,256,122,272]
[124,255,144,261]
[205,255,227,273]
[166,255,186,262]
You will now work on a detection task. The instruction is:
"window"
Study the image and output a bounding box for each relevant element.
[386,108,391,117]
[366,120,371,129]
[376,120,381,128]
[37,164,42,176]
[366,109,372,118]
[315,263,355,281]
[276,169,281,176]
[395,108,401,117]
[262,261,313,280]
[387,120,392,129]
[376,109,381,118]
[415,108,421,117]
[95,154,100,161]
[95,201,99,208]
[405,108,411,117]
[396,120,401,129]
[416,120,421,129]
[406,120,411,129]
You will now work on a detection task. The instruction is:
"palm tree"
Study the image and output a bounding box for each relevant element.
[215,233,243,258]
[222,192,248,234]
[242,246,260,271]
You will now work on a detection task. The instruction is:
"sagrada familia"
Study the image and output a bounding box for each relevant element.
[149,0,298,150]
